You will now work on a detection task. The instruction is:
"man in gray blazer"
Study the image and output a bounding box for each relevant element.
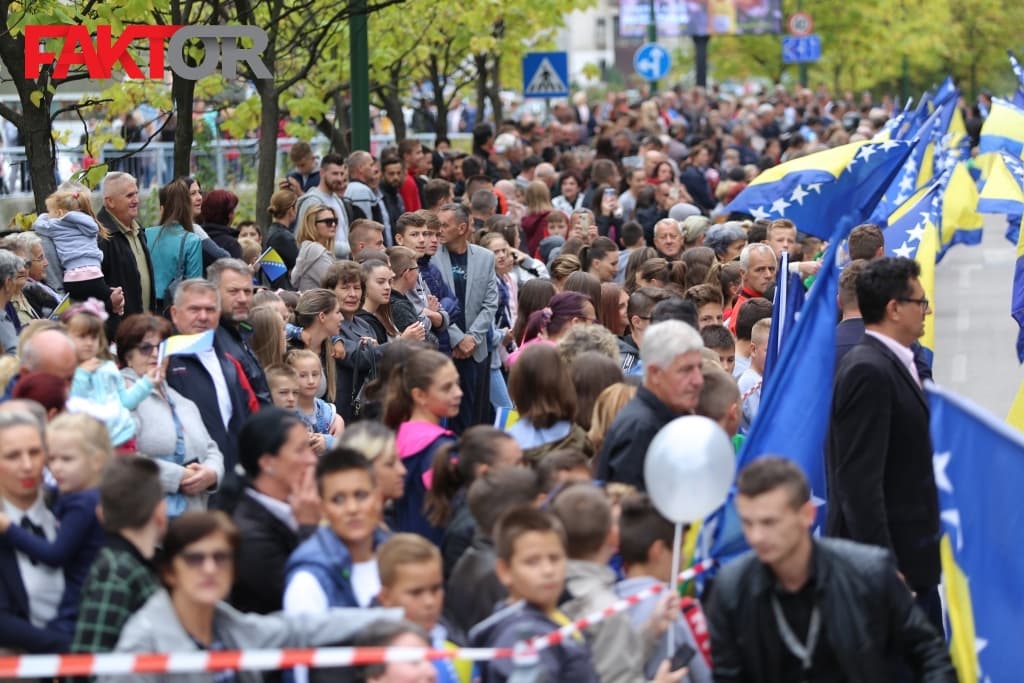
[433,202,499,432]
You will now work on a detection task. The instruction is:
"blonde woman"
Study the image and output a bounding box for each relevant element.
[291,204,337,291]
[520,180,555,258]
[587,382,637,455]
[549,253,582,292]
[248,304,287,369]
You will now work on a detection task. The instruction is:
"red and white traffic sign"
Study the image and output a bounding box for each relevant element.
[787,12,813,36]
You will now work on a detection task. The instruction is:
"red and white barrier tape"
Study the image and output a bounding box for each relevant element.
[524,558,717,652]
[0,648,511,679]
[0,559,717,678]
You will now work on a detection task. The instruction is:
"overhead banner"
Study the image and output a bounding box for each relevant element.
[618,0,782,38]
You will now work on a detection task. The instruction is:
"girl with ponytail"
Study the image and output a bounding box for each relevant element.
[504,291,595,367]
[383,348,461,545]
[425,426,522,576]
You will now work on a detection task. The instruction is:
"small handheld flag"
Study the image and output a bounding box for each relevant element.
[48,294,71,320]
[258,247,287,281]
[157,329,215,366]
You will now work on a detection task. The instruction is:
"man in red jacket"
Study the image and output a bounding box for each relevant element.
[398,138,423,212]
[727,242,777,335]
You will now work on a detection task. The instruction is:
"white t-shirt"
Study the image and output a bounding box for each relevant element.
[283,559,380,613]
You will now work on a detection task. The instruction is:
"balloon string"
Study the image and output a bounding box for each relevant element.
[667,521,683,654]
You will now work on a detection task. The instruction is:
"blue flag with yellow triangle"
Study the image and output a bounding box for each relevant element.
[927,382,1024,682]
[725,139,913,240]
[979,97,1024,158]
[883,183,940,357]
[258,247,288,281]
[704,224,848,563]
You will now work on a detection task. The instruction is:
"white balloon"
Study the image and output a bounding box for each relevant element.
[644,415,736,523]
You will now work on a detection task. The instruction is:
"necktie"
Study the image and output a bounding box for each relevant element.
[19,517,45,565]
[19,516,44,538]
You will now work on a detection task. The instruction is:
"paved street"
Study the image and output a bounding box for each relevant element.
[932,214,1022,418]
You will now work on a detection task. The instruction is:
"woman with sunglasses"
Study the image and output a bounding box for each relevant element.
[103,511,400,683]
[116,314,224,516]
[291,204,338,292]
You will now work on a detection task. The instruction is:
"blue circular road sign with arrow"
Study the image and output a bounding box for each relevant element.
[634,43,671,82]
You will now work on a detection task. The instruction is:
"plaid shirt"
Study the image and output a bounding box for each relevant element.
[71,534,158,653]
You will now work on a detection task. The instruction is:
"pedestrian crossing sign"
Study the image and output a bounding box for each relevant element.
[522,52,569,98]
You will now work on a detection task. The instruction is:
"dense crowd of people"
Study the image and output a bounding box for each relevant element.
[0,84,964,682]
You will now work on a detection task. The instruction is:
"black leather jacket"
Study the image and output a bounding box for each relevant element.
[708,538,956,683]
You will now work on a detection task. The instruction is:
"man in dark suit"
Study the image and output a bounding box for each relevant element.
[0,410,69,653]
[827,257,941,628]
[432,202,498,432]
[167,279,256,510]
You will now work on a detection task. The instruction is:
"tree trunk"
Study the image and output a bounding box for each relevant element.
[488,53,503,123]
[316,99,349,157]
[474,53,488,124]
[384,63,407,142]
[428,58,450,142]
[255,79,279,229]
[20,94,57,211]
[172,76,196,179]
[0,0,58,210]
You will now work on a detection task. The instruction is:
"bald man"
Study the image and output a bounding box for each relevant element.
[3,327,77,401]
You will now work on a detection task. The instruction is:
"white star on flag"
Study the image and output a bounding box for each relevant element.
[893,241,915,258]
[806,183,823,194]
[894,192,909,206]
[790,186,809,205]
[770,198,791,215]
[933,451,954,493]
[857,144,878,163]
[941,509,964,551]
[879,139,903,152]
[899,174,916,193]
[750,206,770,221]
[906,222,927,243]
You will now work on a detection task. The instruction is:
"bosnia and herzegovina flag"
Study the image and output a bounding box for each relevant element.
[725,139,913,240]
[935,161,983,261]
[703,223,848,564]
[883,182,940,357]
[258,247,287,281]
[1013,216,1024,363]
[47,293,71,320]
[157,329,215,366]
[927,382,1024,682]
[979,97,1024,158]
[976,151,1024,244]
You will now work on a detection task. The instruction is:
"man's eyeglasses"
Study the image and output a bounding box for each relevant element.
[316,218,338,226]
[180,550,233,570]
[898,296,930,309]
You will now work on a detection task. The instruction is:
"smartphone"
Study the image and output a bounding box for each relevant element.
[603,187,616,200]
[670,643,697,671]
[579,213,592,230]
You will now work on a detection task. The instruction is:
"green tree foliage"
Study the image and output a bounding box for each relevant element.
[708,0,1021,98]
